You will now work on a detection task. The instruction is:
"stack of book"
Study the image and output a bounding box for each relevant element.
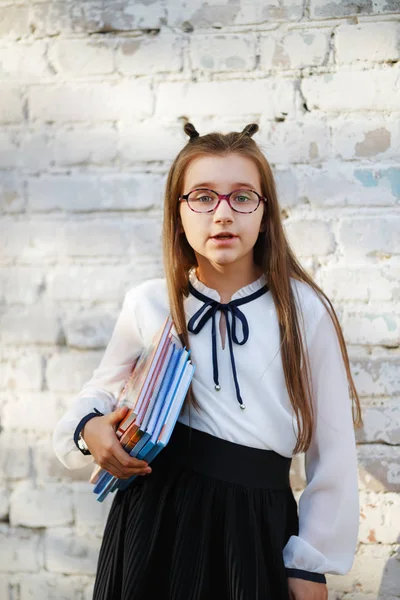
[90,316,195,502]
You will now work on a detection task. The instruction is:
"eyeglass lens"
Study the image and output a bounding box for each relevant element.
[188,189,259,213]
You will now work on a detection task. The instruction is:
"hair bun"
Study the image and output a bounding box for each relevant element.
[241,123,259,138]
[184,122,200,141]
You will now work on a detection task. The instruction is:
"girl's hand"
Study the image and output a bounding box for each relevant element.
[82,406,152,479]
[288,577,328,600]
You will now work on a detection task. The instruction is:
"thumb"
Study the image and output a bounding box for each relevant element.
[108,405,129,425]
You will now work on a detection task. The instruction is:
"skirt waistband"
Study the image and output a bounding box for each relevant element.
[159,422,292,490]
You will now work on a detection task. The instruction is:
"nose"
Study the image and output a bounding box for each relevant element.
[213,197,234,222]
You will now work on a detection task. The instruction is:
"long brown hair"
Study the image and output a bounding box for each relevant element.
[162,122,363,454]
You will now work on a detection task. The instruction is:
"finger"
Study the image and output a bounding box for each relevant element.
[104,465,151,479]
[104,452,152,477]
[107,406,129,427]
[112,441,149,469]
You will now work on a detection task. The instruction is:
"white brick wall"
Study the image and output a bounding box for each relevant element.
[0,1,399,598]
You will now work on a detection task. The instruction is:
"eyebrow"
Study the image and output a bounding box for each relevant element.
[189,182,257,190]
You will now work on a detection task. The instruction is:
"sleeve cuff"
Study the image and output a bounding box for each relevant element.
[73,408,104,451]
[285,568,327,584]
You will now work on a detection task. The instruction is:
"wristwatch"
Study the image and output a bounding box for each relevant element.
[77,430,91,455]
[74,409,104,455]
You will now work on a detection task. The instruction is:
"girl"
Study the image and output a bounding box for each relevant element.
[53,122,362,600]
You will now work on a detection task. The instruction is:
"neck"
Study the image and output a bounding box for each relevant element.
[195,259,264,303]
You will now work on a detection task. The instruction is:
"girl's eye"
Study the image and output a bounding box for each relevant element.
[198,196,213,203]
[235,196,249,203]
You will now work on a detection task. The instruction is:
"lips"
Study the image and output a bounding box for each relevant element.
[211,233,237,239]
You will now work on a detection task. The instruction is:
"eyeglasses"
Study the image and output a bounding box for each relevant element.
[179,188,267,214]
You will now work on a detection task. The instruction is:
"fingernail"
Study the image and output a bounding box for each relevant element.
[144,467,152,473]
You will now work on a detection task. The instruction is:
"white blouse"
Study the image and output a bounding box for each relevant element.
[53,269,359,578]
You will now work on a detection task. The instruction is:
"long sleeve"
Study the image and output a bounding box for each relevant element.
[283,306,359,580]
[53,287,144,470]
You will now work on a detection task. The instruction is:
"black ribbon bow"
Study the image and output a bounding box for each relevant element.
[188,281,269,409]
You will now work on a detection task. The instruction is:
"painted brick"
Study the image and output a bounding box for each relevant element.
[284,220,335,257]
[326,543,400,596]
[0,266,45,304]
[0,485,9,520]
[46,263,164,304]
[32,437,94,483]
[63,311,118,349]
[0,219,64,262]
[357,444,399,492]
[338,216,400,259]
[332,117,400,161]
[0,217,163,261]
[167,0,303,26]
[0,576,10,600]
[297,164,400,207]
[289,453,306,490]
[260,29,329,70]
[31,1,165,37]
[0,130,20,169]
[167,0,241,27]
[1,351,43,391]
[116,33,182,74]
[355,400,400,445]
[3,391,66,431]
[0,171,25,213]
[317,265,400,302]
[0,41,50,80]
[44,527,101,574]
[0,5,30,39]
[20,574,90,600]
[0,86,24,123]
[46,350,103,392]
[0,526,43,572]
[273,168,299,208]
[302,65,400,112]
[0,305,61,345]
[258,117,330,164]
[118,120,186,162]
[19,129,54,172]
[29,81,153,122]
[58,217,162,259]
[358,355,400,398]
[84,582,95,600]
[190,33,256,71]
[73,482,112,535]
[28,174,162,212]
[3,126,118,171]
[311,0,376,18]
[156,79,295,120]
[0,432,30,479]
[53,126,118,166]
[342,307,400,346]
[336,22,400,64]
[10,481,73,527]
[49,38,115,77]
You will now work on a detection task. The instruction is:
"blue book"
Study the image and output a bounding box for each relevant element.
[141,363,194,464]
[117,362,194,493]
[95,346,186,501]
[137,349,189,460]
[94,345,181,498]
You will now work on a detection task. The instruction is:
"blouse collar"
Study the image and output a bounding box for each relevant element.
[188,267,267,303]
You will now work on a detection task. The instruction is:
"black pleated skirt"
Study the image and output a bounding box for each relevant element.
[93,422,299,600]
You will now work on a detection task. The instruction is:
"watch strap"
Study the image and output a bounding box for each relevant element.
[73,408,104,454]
